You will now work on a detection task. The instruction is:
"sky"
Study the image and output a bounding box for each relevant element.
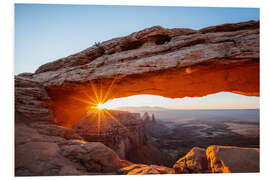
[14,4,260,109]
[103,93,259,110]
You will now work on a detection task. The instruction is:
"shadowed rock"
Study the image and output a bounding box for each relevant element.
[60,141,122,173]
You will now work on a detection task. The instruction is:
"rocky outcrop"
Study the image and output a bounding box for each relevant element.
[73,110,173,166]
[15,122,87,176]
[206,145,259,173]
[15,121,123,175]
[172,145,259,174]
[15,141,85,176]
[60,141,122,173]
[14,77,123,176]
[173,147,209,173]
[152,113,156,123]
[118,164,175,175]
[15,76,54,124]
[142,112,150,122]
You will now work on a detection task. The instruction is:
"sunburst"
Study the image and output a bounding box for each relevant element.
[71,76,128,135]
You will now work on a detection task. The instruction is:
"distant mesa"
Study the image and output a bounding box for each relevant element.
[114,106,170,113]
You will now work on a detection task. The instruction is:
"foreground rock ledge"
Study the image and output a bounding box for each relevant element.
[173,145,259,174]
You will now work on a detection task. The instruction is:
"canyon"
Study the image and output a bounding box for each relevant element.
[15,20,259,175]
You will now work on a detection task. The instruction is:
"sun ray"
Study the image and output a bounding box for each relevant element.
[82,77,127,136]
[99,80,103,104]
[90,81,101,103]
[71,96,95,106]
[82,90,98,105]
[103,109,128,131]
[101,76,118,103]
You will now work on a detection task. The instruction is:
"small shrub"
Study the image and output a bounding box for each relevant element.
[94,42,105,55]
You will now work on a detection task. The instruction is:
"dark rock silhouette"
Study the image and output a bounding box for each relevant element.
[152,113,156,123]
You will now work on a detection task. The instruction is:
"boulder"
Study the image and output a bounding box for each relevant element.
[206,145,259,173]
[60,141,122,173]
[15,142,85,176]
[173,147,209,173]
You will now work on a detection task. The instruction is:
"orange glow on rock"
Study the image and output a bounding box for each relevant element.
[64,76,128,135]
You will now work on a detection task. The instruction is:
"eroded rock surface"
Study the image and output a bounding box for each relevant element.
[206,145,259,173]
[118,164,175,175]
[173,145,259,174]
[60,141,122,173]
[15,76,54,124]
[173,147,209,173]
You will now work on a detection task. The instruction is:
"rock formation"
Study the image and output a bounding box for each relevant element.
[118,164,175,175]
[206,145,259,173]
[172,145,259,174]
[15,21,260,176]
[17,20,259,128]
[73,110,173,166]
[152,113,156,123]
[142,112,150,122]
[173,147,210,173]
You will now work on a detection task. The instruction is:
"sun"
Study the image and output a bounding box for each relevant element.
[97,103,106,110]
[71,76,128,135]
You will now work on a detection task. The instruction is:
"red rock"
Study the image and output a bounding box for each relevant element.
[22,21,259,128]
[15,76,54,124]
[73,110,173,166]
[60,141,122,173]
[15,142,86,176]
[206,145,259,173]
[173,147,210,173]
[14,21,260,176]
[119,164,175,175]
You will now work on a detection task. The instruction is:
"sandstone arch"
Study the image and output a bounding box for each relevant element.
[16,21,259,128]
